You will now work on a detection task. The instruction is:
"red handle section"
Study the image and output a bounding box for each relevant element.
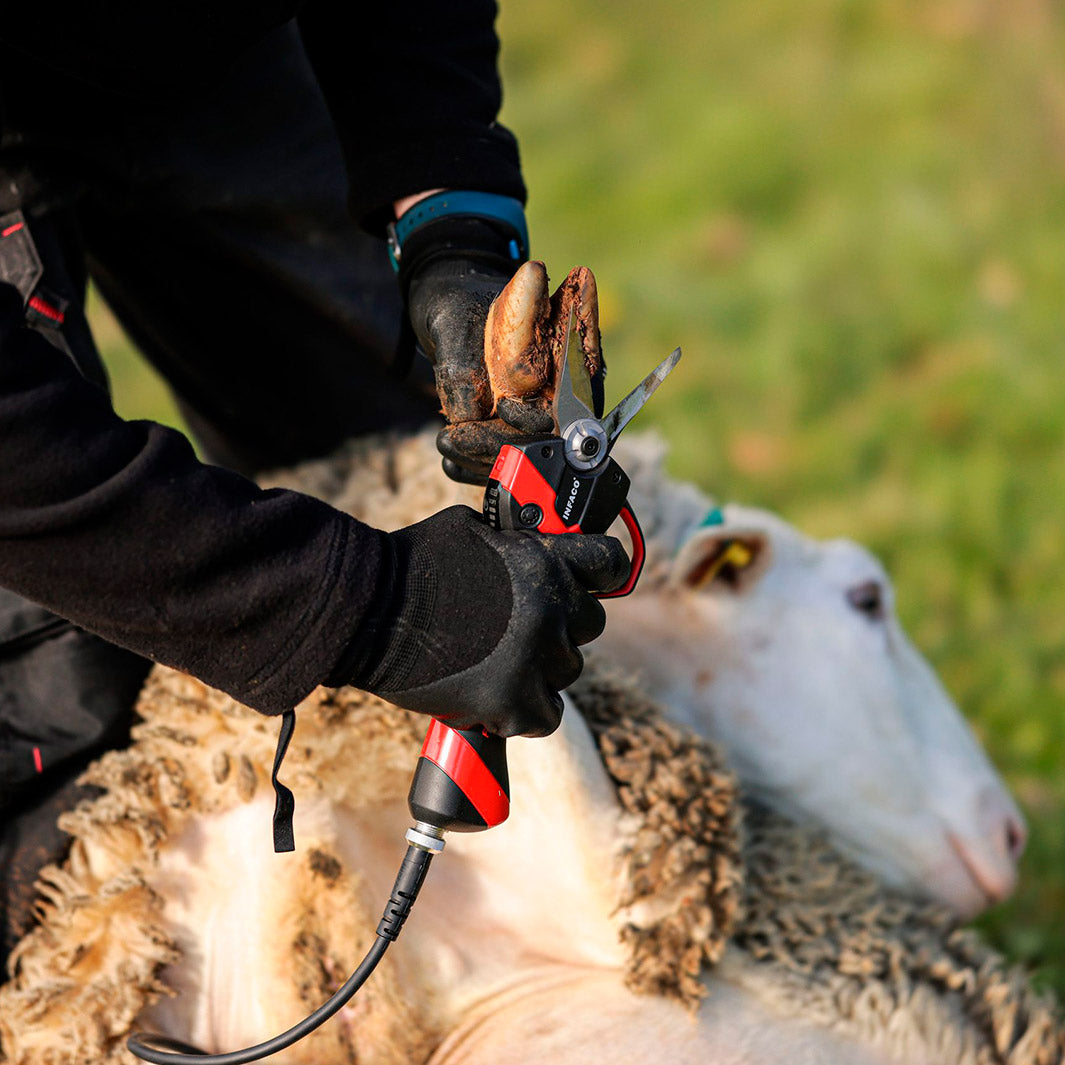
[597,505,645,599]
[419,720,510,828]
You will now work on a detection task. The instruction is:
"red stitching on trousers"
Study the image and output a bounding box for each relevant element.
[28,294,65,324]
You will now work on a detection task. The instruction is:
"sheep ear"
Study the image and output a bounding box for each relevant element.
[670,522,770,593]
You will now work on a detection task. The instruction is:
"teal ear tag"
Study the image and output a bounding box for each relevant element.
[699,507,725,528]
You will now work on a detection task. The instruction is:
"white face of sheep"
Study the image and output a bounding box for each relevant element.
[600,503,1026,920]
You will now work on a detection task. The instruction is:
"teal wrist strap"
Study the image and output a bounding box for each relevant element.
[386,191,529,272]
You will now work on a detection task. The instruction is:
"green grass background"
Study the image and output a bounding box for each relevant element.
[94,0,1065,994]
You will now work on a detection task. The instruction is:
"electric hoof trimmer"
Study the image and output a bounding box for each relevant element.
[128,315,680,1064]
[409,316,682,834]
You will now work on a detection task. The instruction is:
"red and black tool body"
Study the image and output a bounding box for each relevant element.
[408,318,681,836]
[482,438,645,597]
[407,720,510,832]
[406,443,644,834]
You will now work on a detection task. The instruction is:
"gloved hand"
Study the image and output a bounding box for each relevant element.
[395,195,607,483]
[402,218,528,483]
[391,190,544,483]
[337,506,629,738]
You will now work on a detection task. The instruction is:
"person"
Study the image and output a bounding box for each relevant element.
[0,4,628,963]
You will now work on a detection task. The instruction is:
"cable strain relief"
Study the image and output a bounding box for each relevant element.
[376,843,434,942]
[406,823,446,853]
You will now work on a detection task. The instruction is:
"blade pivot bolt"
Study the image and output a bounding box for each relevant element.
[563,418,609,470]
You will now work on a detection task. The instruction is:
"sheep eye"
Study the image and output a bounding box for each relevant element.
[847,580,885,621]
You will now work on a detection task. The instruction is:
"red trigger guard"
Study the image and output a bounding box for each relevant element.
[597,505,644,599]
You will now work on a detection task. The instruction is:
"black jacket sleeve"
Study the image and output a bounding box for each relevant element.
[298,0,526,232]
[2,3,525,233]
[0,284,388,714]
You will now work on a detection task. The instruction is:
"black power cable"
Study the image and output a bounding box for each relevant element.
[128,842,435,1064]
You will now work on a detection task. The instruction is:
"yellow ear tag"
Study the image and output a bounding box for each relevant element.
[694,539,754,589]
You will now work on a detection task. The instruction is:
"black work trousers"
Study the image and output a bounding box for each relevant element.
[0,23,439,965]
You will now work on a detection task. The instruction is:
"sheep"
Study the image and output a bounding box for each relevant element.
[2,665,1059,1065]
[0,429,1056,1065]
[257,426,1026,918]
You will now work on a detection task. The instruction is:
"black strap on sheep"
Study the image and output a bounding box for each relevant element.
[271,709,297,853]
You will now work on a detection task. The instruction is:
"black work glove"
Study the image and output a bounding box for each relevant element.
[335,506,629,738]
[400,214,532,484]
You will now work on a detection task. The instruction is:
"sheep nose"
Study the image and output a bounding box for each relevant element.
[1005,813,1027,863]
[949,789,1027,905]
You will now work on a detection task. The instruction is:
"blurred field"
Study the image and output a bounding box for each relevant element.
[95,0,1065,994]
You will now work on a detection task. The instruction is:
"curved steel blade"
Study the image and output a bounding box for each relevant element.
[552,309,596,434]
[601,346,682,446]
